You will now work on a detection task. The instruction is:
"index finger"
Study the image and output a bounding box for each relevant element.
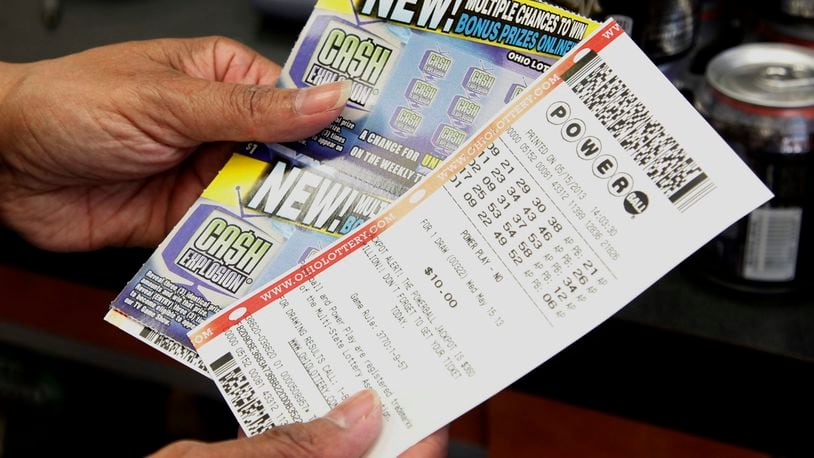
[164,36,283,86]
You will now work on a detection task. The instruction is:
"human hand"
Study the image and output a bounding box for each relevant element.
[149,390,448,458]
[0,37,349,251]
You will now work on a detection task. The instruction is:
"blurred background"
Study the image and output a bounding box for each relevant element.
[1,0,813,456]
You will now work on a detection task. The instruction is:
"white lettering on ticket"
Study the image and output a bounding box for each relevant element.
[190,21,771,456]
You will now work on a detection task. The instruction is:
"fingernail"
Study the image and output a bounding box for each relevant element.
[323,389,380,429]
[295,80,352,115]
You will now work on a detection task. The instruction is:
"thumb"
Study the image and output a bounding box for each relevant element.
[173,79,352,144]
[148,390,382,458]
[239,389,382,458]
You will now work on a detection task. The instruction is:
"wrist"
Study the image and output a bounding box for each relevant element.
[0,62,30,220]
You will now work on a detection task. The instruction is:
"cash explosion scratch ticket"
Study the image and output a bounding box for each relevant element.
[189,20,772,456]
[107,0,599,372]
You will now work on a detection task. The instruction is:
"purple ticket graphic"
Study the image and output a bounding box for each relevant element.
[420,50,453,79]
[113,202,285,346]
[164,205,281,299]
[431,124,467,153]
[406,79,439,107]
[300,18,397,110]
[447,95,482,125]
[173,214,273,296]
[389,106,423,135]
[463,67,496,96]
[505,83,527,104]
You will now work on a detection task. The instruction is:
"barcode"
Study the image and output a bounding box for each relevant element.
[210,353,275,435]
[743,208,802,282]
[138,327,209,374]
[565,53,715,211]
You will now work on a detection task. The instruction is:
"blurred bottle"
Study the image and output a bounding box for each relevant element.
[583,0,700,101]
[778,0,814,22]
[594,0,700,64]
[760,0,814,49]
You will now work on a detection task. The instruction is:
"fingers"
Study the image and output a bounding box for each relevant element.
[168,36,283,86]
[152,36,350,145]
[149,389,382,458]
[229,389,382,458]
[166,78,351,144]
[241,390,382,458]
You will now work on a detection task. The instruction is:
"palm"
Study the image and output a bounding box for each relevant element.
[5,145,227,250]
[0,37,341,251]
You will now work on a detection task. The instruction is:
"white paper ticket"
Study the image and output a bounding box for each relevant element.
[190,21,771,456]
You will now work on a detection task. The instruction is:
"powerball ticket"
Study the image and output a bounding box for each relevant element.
[107,0,598,371]
[189,20,772,456]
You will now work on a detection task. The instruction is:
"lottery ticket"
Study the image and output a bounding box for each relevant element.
[107,0,599,371]
[276,0,598,198]
[189,20,772,456]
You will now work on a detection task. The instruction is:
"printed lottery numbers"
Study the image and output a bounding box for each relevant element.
[463,173,520,210]
[475,179,535,226]
[493,203,548,245]
[541,259,605,317]
[449,143,503,189]
[447,140,613,321]
[475,184,540,225]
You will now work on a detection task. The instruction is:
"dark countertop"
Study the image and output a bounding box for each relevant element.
[621,265,814,363]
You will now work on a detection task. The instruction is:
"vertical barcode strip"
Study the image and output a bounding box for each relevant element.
[138,327,209,374]
[211,352,275,435]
